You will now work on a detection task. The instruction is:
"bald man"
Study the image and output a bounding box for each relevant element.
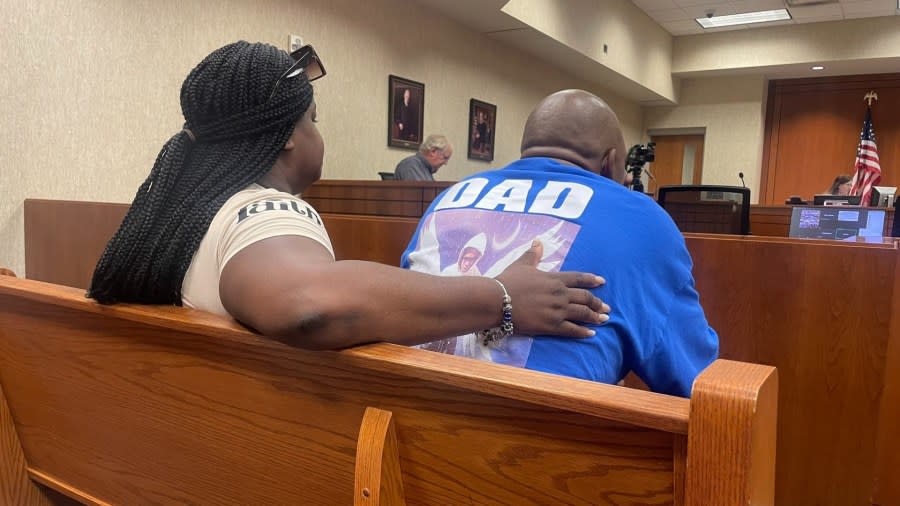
[402,90,718,398]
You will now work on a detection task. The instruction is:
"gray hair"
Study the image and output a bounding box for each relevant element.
[418,134,451,155]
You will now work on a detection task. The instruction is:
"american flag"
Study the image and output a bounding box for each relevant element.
[849,106,881,206]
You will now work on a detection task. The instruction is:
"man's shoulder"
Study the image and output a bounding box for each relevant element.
[394,153,422,171]
[397,153,418,164]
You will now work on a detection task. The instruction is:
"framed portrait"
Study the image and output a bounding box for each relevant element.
[468,99,497,162]
[388,75,425,150]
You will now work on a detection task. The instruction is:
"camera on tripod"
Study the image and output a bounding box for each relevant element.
[626,142,656,193]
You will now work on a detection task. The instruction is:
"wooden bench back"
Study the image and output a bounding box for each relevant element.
[0,276,777,505]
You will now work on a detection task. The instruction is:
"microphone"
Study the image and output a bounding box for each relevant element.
[738,172,746,188]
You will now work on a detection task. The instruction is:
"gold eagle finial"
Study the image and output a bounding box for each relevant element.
[864,91,878,107]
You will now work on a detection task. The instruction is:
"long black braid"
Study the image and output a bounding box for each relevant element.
[88,41,314,304]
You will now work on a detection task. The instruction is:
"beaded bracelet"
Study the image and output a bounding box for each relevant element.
[476,278,514,347]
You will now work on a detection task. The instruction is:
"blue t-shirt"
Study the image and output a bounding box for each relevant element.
[401,157,719,397]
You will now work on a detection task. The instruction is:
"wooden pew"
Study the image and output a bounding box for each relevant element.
[21,196,899,505]
[0,276,777,505]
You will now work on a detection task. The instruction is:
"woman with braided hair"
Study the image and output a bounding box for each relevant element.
[88,41,609,349]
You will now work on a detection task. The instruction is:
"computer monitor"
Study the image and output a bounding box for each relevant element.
[869,186,897,208]
[789,206,886,241]
[812,194,861,206]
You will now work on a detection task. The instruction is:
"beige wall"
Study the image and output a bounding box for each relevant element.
[643,76,768,202]
[674,17,900,75]
[0,0,641,276]
[502,0,675,101]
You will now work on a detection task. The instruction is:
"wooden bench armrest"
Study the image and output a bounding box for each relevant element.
[687,359,778,506]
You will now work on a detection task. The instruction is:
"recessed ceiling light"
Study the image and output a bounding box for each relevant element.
[696,9,792,28]
[811,65,825,71]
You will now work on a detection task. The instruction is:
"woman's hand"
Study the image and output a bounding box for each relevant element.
[496,241,609,338]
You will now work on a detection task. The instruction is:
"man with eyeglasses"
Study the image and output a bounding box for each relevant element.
[393,134,453,181]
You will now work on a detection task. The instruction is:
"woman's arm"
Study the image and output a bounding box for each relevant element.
[220,235,607,350]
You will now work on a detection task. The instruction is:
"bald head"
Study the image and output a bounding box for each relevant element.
[521,90,627,183]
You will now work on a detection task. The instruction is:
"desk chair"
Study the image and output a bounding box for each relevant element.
[378,172,396,181]
[657,185,751,235]
[892,198,899,237]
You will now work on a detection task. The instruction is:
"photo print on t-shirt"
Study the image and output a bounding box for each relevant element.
[407,208,581,367]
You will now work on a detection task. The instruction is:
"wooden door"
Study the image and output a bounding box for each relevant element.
[648,135,705,194]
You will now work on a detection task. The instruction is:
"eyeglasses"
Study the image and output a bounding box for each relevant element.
[267,44,326,102]
[434,150,451,161]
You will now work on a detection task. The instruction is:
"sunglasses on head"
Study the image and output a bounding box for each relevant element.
[267,44,326,102]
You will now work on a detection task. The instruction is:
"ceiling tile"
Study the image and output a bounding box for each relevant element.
[672,0,729,8]
[649,7,691,21]
[843,10,898,17]
[841,0,897,13]
[632,0,681,11]
[681,2,741,17]
[789,3,844,19]
[662,19,707,33]
[728,0,789,12]
[794,13,846,22]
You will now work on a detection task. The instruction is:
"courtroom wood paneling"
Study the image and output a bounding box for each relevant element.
[322,214,419,265]
[750,205,794,237]
[22,195,894,290]
[873,251,900,505]
[23,182,447,288]
[303,179,453,218]
[761,74,900,204]
[24,199,128,289]
[20,194,900,505]
[662,201,744,235]
[686,235,899,506]
[0,383,55,506]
